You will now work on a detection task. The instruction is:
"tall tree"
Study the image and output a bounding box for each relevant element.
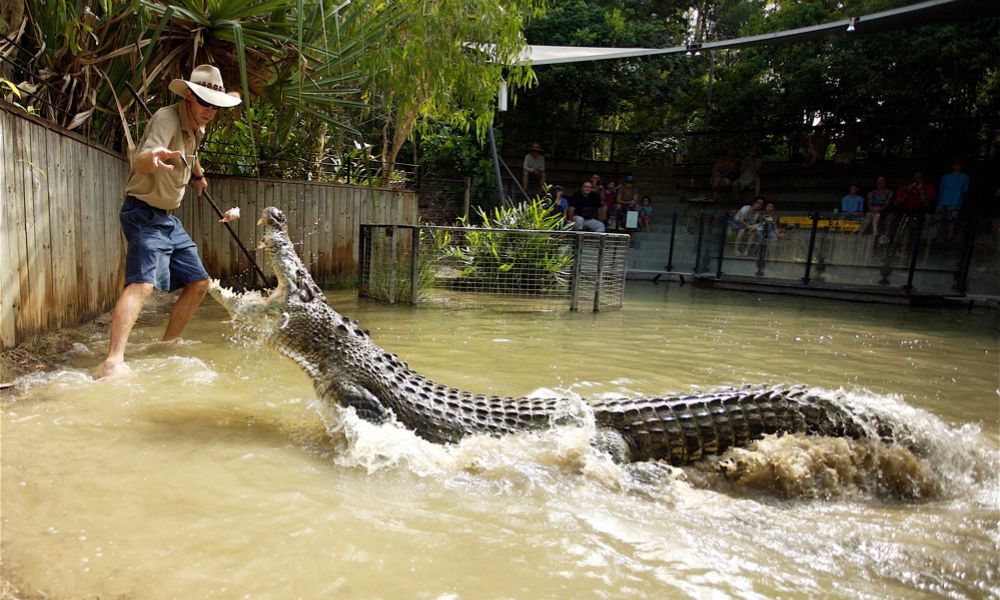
[357,0,544,184]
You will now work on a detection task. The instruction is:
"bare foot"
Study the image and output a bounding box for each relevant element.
[94,359,131,379]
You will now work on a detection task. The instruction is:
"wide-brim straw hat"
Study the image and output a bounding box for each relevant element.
[529,142,544,153]
[168,65,242,108]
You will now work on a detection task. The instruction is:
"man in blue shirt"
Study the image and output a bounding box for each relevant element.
[937,159,970,220]
[840,184,864,215]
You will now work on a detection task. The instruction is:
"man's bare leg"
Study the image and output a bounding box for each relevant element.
[162,278,210,341]
[95,282,154,378]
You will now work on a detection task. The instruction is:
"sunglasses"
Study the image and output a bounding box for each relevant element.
[193,94,221,110]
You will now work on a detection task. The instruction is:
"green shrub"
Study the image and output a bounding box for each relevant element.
[436,196,573,294]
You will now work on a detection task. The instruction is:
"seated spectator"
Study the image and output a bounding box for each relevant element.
[638,196,653,232]
[761,201,780,241]
[567,180,606,232]
[603,180,618,226]
[734,146,762,198]
[710,148,740,202]
[937,159,969,221]
[895,172,936,214]
[521,143,547,192]
[615,175,639,229]
[549,185,569,218]
[840,183,865,215]
[858,175,892,237]
[730,196,764,255]
[588,173,605,199]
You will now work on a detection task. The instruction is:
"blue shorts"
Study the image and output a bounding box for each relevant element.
[120,197,209,292]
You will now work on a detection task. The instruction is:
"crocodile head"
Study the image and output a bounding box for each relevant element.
[209,207,391,416]
[209,206,327,320]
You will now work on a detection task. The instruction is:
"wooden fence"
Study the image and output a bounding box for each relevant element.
[172,177,418,290]
[1,102,417,349]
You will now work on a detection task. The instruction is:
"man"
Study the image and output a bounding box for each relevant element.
[730,196,764,255]
[567,180,606,232]
[96,65,242,378]
[937,159,970,221]
[521,143,547,192]
[894,172,936,214]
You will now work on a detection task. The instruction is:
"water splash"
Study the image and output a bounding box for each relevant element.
[684,388,997,501]
[304,386,997,503]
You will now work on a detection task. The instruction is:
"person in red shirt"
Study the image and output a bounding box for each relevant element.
[894,172,936,214]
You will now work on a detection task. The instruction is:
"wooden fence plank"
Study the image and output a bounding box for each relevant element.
[0,112,21,347]
[49,132,76,327]
[18,119,42,335]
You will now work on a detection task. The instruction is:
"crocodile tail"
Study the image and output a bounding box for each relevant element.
[593,385,888,465]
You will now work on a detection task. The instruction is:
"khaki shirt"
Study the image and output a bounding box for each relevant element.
[125,101,204,210]
[522,152,545,174]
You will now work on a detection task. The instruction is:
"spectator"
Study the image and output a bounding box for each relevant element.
[567,180,606,232]
[603,180,618,226]
[936,159,970,222]
[840,183,865,215]
[522,143,547,192]
[761,201,780,241]
[615,175,640,230]
[549,185,569,219]
[735,146,762,198]
[858,175,892,237]
[638,195,653,232]
[588,173,605,200]
[710,149,740,202]
[730,196,764,255]
[895,172,936,214]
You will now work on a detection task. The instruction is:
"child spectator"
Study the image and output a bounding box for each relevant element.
[550,185,569,218]
[638,196,653,232]
[840,184,865,215]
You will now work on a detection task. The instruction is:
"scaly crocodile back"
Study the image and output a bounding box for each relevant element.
[211,207,893,465]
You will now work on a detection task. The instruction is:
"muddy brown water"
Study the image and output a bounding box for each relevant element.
[2,283,998,599]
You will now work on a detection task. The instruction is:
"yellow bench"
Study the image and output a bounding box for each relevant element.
[777,216,861,232]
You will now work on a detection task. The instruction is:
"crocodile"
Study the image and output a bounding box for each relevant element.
[209,207,894,465]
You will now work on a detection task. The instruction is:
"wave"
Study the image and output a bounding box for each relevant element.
[306,386,998,503]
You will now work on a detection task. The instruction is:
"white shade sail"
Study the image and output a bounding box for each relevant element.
[504,0,998,66]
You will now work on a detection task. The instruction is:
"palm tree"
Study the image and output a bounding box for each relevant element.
[3,0,540,183]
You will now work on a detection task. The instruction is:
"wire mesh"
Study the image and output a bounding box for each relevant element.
[359,225,629,311]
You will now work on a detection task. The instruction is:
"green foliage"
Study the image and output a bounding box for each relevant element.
[506,0,1000,164]
[366,229,438,303]
[9,0,541,182]
[1,78,36,115]
[417,122,495,179]
[437,196,574,294]
[357,0,545,183]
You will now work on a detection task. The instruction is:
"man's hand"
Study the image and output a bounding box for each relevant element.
[151,148,182,170]
[193,177,208,196]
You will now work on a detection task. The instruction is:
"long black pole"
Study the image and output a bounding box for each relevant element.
[124,82,267,286]
[487,123,505,206]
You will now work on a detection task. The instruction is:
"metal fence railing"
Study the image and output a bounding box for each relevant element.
[631,208,997,297]
[359,225,630,311]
